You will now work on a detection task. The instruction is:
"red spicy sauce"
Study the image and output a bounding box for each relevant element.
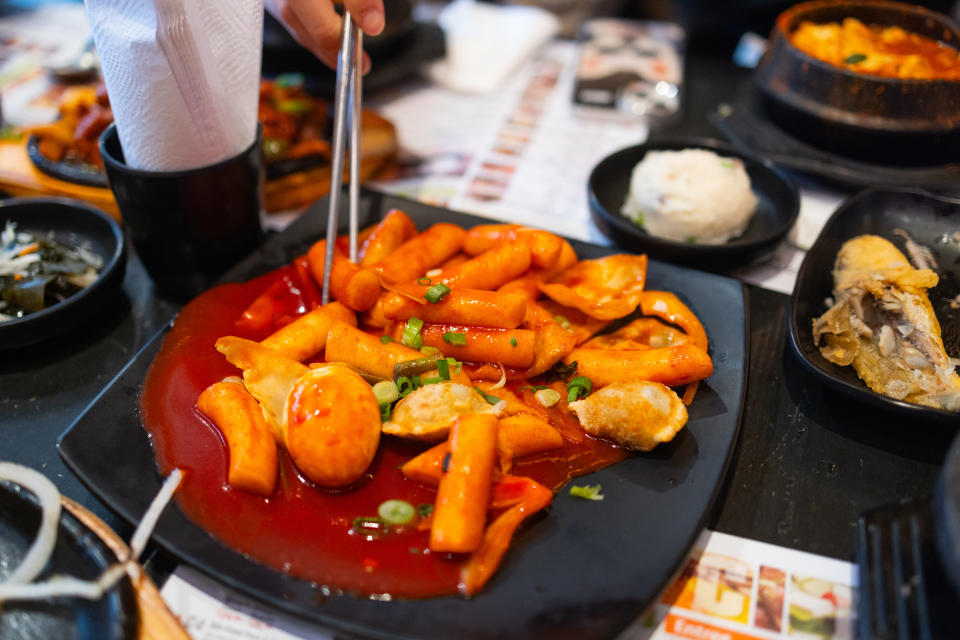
[140,264,628,598]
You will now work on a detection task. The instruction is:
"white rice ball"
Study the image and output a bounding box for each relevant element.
[620,149,758,244]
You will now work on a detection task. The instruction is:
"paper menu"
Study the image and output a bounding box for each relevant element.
[623,530,856,640]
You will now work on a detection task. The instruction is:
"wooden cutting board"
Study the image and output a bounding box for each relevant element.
[0,110,397,221]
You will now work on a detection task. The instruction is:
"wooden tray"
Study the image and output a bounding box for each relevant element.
[0,110,397,220]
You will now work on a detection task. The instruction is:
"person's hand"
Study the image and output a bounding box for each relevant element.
[266,0,385,73]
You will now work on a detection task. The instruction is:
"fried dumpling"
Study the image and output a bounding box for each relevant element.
[812,235,960,411]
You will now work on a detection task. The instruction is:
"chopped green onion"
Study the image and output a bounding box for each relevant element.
[380,335,394,344]
[379,403,392,421]
[443,331,467,346]
[569,484,604,501]
[553,315,573,331]
[422,376,444,385]
[685,236,697,244]
[396,376,416,398]
[519,384,549,392]
[372,380,399,405]
[566,376,593,402]
[446,357,462,374]
[276,98,312,114]
[401,317,424,349]
[424,283,451,303]
[549,360,578,381]
[377,499,417,525]
[720,159,734,168]
[417,503,434,517]
[420,345,442,356]
[436,358,451,380]
[417,277,432,285]
[509,337,518,348]
[844,52,867,64]
[474,386,502,406]
[0,126,23,142]
[535,388,561,407]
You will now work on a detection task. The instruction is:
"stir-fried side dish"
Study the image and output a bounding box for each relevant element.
[0,221,102,322]
[30,75,331,172]
[813,234,960,411]
[790,18,960,80]
[141,211,714,598]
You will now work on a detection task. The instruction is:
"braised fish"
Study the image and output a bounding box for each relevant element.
[812,235,960,411]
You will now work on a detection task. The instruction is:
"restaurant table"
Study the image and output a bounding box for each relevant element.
[1,45,954,628]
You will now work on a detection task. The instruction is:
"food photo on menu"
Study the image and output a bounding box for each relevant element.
[0,0,959,639]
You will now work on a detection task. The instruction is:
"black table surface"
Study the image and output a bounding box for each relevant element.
[1,48,953,618]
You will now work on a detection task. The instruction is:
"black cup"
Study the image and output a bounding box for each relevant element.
[100,123,264,297]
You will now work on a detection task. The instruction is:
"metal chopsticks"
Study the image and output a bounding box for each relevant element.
[321,12,364,305]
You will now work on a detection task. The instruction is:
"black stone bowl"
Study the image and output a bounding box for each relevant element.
[588,137,799,271]
[0,198,126,349]
[754,0,960,165]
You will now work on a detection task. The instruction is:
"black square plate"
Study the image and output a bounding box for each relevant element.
[788,188,960,426]
[58,190,748,640]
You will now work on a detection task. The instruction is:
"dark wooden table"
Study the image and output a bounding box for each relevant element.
[1,47,954,618]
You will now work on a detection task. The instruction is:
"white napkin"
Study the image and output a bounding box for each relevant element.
[84,0,262,171]
[428,0,559,94]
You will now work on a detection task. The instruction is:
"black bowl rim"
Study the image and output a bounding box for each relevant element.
[0,197,126,334]
[27,134,109,188]
[588,136,800,256]
[787,186,960,423]
[771,0,960,89]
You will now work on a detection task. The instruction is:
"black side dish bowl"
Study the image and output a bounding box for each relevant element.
[0,198,126,350]
[754,0,960,166]
[0,480,137,640]
[588,137,799,271]
[788,188,960,426]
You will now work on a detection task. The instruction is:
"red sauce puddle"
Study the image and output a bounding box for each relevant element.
[141,265,629,598]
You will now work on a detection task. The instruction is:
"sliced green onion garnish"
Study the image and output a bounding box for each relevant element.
[436,358,451,380]
[443,331,467,346]
[380,403,393,421]
[446,357,462,374]
[535,388,561,407]
[422,376,444,385]
[424,283,451,303]
[519,384,548,392]
[417,503,434,517]
[417,277,432,285]
[373,380,399,405]
[569,484,604,501]
[397,376,415,398]
[380,335,394,344]
[377,499,417,525]
[509,336,518,348]
[474,386,501,406]
[566,375,593,402]
[420,345,442,356]
[401,317,424,349]
[844,52,867,64]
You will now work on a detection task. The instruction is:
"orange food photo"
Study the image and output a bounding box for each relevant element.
[141,213,715,598]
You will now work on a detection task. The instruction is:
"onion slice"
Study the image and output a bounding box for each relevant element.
[0,462,62,586]
[488,363,506,390]
[0,467,184,603]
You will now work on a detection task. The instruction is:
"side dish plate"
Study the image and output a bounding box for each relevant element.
[789,188,960,425]
[0,481,137,640]
[588,137,799,270]
[0,198,126,350]
[59,191,748,640]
